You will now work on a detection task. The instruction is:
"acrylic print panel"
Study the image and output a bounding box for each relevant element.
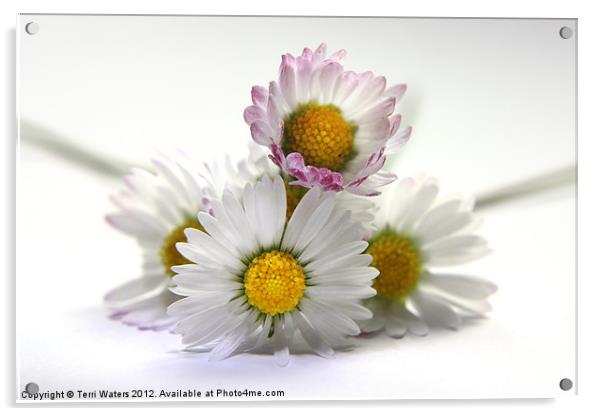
[16,15,576,401]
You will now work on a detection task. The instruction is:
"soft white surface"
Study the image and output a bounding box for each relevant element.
[16,15,575,400]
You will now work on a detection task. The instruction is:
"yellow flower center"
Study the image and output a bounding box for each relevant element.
[368,230,422,299]
[159,217,205,277]
[284,180,307,220]
[283,102,357,171]
[244,250,306,315]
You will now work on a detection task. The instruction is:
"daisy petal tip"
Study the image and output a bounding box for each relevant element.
[487,282,499,295]
[251,85,268,105]
[448,316,462,331]
[274,353,291,367]
[410,324,429,337]
[385,327,408,339]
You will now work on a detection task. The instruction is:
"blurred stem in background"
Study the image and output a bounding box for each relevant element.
[19,119,135,177]
[474,164,575,209]
[19,119,576,210]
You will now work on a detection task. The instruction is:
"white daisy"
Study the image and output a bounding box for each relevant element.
[104,151,212,330]
[359,176,497,338]
[244,43,412,196]
[167,175,378,365]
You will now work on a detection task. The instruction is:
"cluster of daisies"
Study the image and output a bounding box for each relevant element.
[105,44,496,366]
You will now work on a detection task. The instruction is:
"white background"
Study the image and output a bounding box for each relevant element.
[16,14,576,400]
[2,0,601,415]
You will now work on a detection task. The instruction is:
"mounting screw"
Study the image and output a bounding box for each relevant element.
[25,382,39,394]
[559,378,573,391]
[559,26,573,39]
[25,22,39,35]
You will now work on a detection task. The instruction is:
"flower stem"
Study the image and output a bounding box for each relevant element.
[19,119,133,177]
[474,164,576,209]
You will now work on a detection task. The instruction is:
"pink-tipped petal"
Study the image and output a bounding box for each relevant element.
[250,121,272,146]
[243,105,264,124]
[279,64,297,108]
[388,114,402,138]
[251,85,268,107]
[329,48,347,63]
[385,83,407,100]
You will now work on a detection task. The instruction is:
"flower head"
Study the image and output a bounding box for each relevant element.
[244,43,411,196]
[104,149,268,330]
[104,152,211,330]
[167,175,378,365]
[359,176,497,338]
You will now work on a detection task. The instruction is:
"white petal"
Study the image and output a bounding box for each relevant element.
[380,177,416,229]
[308,266,378,285]
[414,199,463,239]
[393,302,429,336]
[105,212,167,239]
[302,241,367,275]
[291,309,335,358]
[301,298,358,347]
[358,298,387,333]
[410,291,460,330]
[423,234,488,255]
[253,175,286,248]
[183,311,244,348]
[422,273,497,299]
[329,300,373,321]
[181,229,244,270]
[221,190,257,254]
[306,285,376,301]
[104,274,167,306]
[301,298,362,336]
[252,315,273,351]
[175,305,230,340]
[397,180,439,231]
[209,311,256,361]
[167,292,236,316]
[384,317,407,338]
[171,272,241,292]
[175,242,243,275]
[292,196,335,254]
[416,211,476,244]
[272,316,290,367]
[299,210,352,263]
[306,248,371,276]
[425,245,491,266]
[281,186,322,251]
[152,157,195,212]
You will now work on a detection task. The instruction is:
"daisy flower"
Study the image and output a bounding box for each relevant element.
[359,176,497,338]
[167,175,378,365]
[104,152,212,330]
[244,43,412,196]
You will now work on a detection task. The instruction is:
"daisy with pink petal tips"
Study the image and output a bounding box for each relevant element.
[244,43,412,196]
